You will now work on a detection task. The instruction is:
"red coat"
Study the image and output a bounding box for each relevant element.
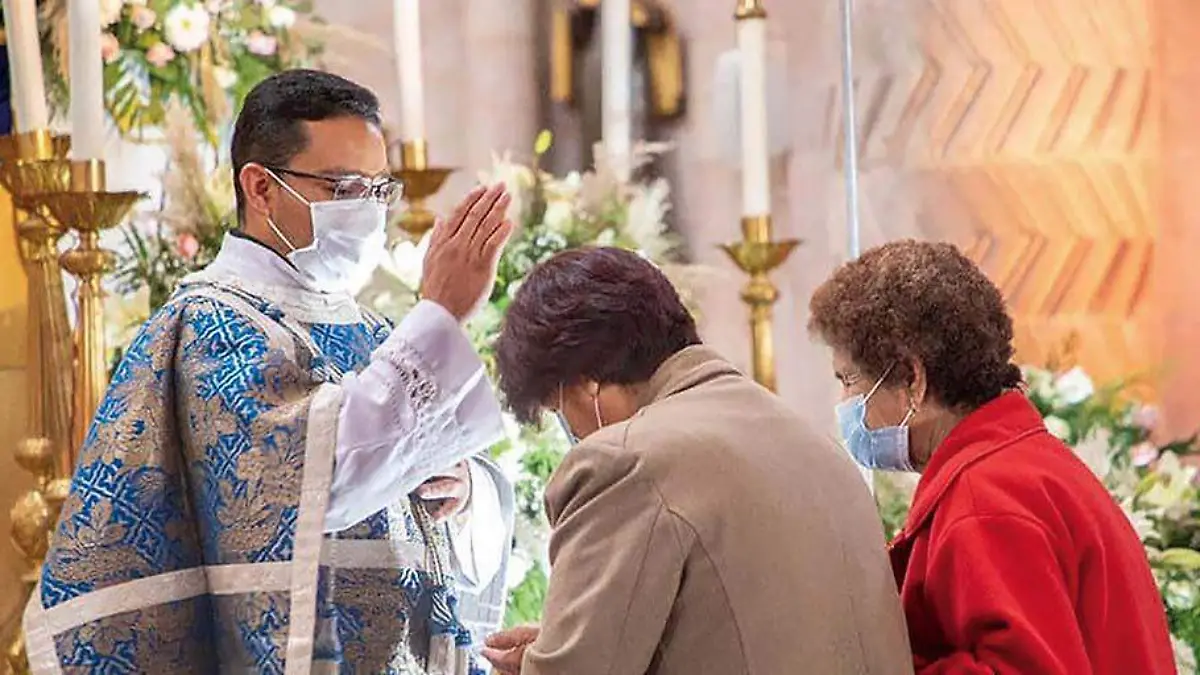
[889,392,1176,674]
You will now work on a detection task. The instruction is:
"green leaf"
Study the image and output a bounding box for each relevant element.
[1160,548,1200,571]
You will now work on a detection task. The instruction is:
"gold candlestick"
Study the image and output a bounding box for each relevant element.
[720,215,799,392]
[390,139,454,241]
[35,160,145,454]
[0,131,75,478]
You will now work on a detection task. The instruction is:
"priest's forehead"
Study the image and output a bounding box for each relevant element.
[287,116,389,177]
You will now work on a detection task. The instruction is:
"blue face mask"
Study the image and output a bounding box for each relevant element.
[553,383,602,446]
[554,411,579,445]
[835,368,916,472]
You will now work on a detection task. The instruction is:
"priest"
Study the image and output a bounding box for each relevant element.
[25,69,515,674]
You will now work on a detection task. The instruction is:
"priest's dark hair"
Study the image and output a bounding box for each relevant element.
[495,246,701,425]
[230,69,382,220]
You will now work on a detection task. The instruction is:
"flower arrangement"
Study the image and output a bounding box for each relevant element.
[876,365,1200,671]
[41,0,326,142]
[360,131,705,626]
[113,105,232,313]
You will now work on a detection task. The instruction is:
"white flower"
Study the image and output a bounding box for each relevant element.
[1143,452,1199,512]
[1023,366,1056,402]
[1165,578,1199,611]
[1044,415,1071,441]
[479,152,534,222]
[213,66,238,89]
[267,6,296,28]
[1122,506,1156,542]
[1072,429,1112,479]
[1172,635,1197,675]
[256,0,278,7]
[624,178,673,258]
[541,200,574,233]
[163,4,211,53]
[381,232,429,291]
[1054,366,1095,405]
[100,0,124,26]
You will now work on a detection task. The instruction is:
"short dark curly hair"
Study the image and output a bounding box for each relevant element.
[495,247,700,424]
[807,240,1022,411]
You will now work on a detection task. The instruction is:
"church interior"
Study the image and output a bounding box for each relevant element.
[0,0,1198,671]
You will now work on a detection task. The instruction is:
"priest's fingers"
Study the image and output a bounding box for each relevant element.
[457,184,506,243]
[482,219,515,262]
[469,192,511,249]
[434,185,488,244]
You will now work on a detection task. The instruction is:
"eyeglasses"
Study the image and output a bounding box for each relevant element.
[266,166,403,205]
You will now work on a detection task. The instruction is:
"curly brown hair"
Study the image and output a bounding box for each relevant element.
[807,240,1022,411]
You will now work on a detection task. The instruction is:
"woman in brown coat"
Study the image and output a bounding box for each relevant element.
[481,247,912,675]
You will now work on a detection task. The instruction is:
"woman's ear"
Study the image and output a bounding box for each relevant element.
[909,358,929,409]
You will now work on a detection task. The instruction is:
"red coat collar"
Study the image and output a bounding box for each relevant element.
[893,392,1047,545]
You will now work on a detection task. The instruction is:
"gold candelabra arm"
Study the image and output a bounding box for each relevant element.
[720,216,799,392]
[390,139,455,242]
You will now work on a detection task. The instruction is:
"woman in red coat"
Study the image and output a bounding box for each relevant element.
[808,240,1176,674]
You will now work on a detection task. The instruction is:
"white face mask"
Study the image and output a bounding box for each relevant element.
[265,169,388,295]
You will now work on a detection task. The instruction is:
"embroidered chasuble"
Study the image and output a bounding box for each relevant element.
[24,275,492,675]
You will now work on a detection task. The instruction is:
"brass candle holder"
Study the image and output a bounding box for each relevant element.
[35,160,145,454]
[390,139,454,241]
[720,215,799,392]
[0,130,75,479]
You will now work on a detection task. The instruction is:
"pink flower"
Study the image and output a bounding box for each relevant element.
[131,6,157,31]
[245,30,278,56]
[176,232,200,260]
[100,33,121,64]
[1132,405,1159,432]
[1131,442,1159,468]
[145,42,176,68]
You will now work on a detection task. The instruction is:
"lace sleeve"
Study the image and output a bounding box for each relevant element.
[325,300,505,532]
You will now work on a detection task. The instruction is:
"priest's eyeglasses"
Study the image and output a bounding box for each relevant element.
[267,166,404,205]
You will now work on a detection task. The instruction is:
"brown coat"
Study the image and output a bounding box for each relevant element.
[522,346,913,675]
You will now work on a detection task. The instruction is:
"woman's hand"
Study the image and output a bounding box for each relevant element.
[481,625,540,674]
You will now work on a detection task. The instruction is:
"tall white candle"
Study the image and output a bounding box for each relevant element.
[2,0,49,131]
[68,0,105,159]
[393,0,426,140]
[601,0,631,174]
[736,14,771,216]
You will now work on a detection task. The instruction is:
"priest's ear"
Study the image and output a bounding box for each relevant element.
[237,162,277,223]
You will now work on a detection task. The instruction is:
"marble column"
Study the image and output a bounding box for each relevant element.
[464,0,539,172]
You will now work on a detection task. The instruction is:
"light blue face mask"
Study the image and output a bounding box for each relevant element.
[553,383,602,446]
[835,366,917,472]
[554,411,579,445]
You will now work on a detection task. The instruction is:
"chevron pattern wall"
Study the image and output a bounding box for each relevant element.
[826,0,1158,390]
